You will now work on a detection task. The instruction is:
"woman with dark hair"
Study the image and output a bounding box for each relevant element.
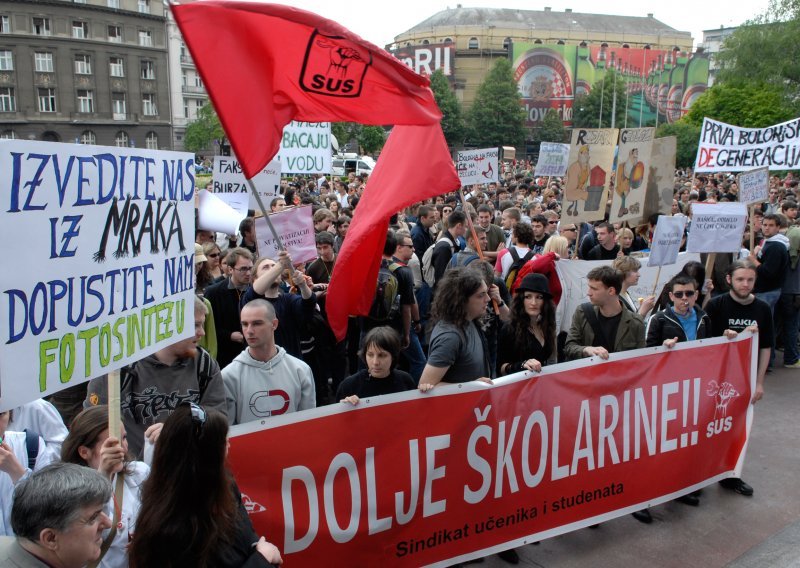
[497,274,557,376]
[61,405,148,568]
[419,268,492,390]
[128,404,281,568]
[336,326,416,405]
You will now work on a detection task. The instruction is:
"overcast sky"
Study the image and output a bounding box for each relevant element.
[266,0,771,48]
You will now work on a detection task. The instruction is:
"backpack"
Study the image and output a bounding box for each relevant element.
[448,251,480,269]
[24,429,40,469]
[421,234,455,287]
[504,248,535,290]
[368,261,401,322]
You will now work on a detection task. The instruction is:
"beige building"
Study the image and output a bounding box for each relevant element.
[390,6,693,111]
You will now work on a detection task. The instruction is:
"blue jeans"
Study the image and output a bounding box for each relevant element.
[780,293,800,364]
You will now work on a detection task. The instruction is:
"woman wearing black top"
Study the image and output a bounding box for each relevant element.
[337,327,416,405]
[497,274,557,376]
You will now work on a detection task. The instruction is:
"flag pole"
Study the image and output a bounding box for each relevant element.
[107,369,121,440]
[246,177,284,251]
[458,188,499,314]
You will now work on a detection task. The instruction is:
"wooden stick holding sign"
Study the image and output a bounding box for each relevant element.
[458,189,499,315]
[651,266,662,298]
[107,369,121,440]
[749,205,755,253]
[247,177,284,251]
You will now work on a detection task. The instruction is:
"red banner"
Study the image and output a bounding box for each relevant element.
[229,334,756,566]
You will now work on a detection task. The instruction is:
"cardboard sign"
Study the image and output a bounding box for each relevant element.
[562,128,618,225]
[456,148,500,185]
[648,216,688,267]
[610,128,655,225]
[686,203,748,254]
[255,205,316,264]
[228,334,756,567]
[0,140,196,411]
[212,155,281,210]
[643,136,677,219]
[738,166,770,206]
[694,117,800,172]
[278,121,333,174]
[534,142,570,177]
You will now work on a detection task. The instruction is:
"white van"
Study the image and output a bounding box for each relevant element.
[331,153,376,177]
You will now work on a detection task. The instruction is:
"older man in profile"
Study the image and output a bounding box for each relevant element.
[0,463,112,568]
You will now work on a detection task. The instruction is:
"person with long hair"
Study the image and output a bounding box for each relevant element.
[497,274,556,376]
[61,405,149,568]
[203,241,224,280]
[128,404,281,567]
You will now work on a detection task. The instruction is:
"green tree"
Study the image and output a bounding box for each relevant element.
[429,69,466,147]
[183,103,225,153]
[357,126,386,154]
[572,69,628,129]
[656,122,702,168]
[715,0,800,97]
[533,109,567,143]
[331,122,362,152]
[466,58,527,147]
[683,82,795,128]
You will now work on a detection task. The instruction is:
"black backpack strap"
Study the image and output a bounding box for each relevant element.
[580,303,608,349]
[197,347,214,399]
[522,249,535,263]
[23,429,39,470]
[509,247,520,262]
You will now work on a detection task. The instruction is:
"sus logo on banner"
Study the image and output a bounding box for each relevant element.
[456,148,499,185]
[255,205,316,265]
[278,121,332,174]
[686,203,747,254]
[562,128,618,224]
[610,128,655,225]
[212,155,281,211]
[643,136,677,219]
[534,142,570,177]
[0,140,196,411]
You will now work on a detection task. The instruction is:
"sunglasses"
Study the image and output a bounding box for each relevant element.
[207,253,220,258]
[187,402,206,436]
[672,290,696,299]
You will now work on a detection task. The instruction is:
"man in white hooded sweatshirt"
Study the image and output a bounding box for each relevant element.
[222,299,315,425]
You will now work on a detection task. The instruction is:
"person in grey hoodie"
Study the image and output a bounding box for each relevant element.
[222,299,315,425]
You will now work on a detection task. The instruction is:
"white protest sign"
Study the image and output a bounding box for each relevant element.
[738,166,770,205]
[0,140,196,411]
[694,117,800,172]
[254,206,316,264]
[212,155,280,210]
[686,202,748,253]
[277,121,332,174]
[555,253,699,333]
[535,142,570,177]
[648,216,688,267]
[456,148,499,185]
[197,189,247,235]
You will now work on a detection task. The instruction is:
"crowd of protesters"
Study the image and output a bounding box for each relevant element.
[1,163,798,567]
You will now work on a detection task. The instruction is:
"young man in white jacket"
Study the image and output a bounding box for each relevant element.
[222,299,315,425]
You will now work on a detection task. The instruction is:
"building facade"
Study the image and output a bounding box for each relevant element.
[700,26,737,87]
[0,0,172,148]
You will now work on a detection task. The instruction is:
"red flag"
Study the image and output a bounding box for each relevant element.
[326,124,460,341]
[170,1,441,178]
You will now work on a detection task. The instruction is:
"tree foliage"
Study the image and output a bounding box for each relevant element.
[533,109,567,143]
[331,122,361,152]
[572,69,628,129]
[357,126,386,154]
[429,69,466,147]
[183,103,225,153]
[466,58,527,147]
[656,122,702,168]
[683,82,795,128]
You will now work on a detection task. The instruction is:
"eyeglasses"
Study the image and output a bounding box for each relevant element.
[672,290,696,299]
[187,402,206,436]
[234,266,253,274]
[398,243,414,249]
[548,221,559,225]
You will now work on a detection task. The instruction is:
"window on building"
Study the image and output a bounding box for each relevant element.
[108,25,121,42]
[74,54,92,75]
[0,50,12,71]
[1,129,16,139]
[138,0,150,14]
[115,131,129,147]
[38,88,56,112]
[33,17,50,36]
[112,92,126,118]
[73,0,87,4]
[109,57,124,77]
[0,87,15,112]
[444,38,453,44]
[468,37,479,49]
[140,60,154,79]
[145,131,158,149]
[422,39,429,45]
[107,0,119,8]
[503,37,511,49]
[34,52,53,72]
[138,29,152,47]
[183,98,189,118]
[80,130,96,144]
[181,70,187,86]
[77,90,94,113]
[1,16,9,34]
[193,74,202,87]
[142,93,157,115]
[72,21,88,39]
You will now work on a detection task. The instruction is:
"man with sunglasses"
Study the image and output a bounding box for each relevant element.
[646,275,710,350]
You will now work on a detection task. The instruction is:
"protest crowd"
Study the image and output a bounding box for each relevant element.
[1,155,797,568]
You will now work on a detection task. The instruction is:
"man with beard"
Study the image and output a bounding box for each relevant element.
[564,144,590,217]
[705,260,773,496]
[84,296,226,459]
[615,147,638,217]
